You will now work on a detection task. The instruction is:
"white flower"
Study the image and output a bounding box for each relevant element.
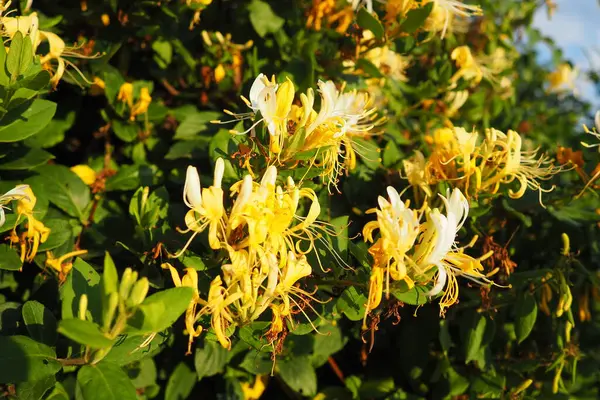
[0,184,30,228]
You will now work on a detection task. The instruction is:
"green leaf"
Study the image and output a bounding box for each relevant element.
[105,165,154,191]
[465,314,487,364]
[0,335,61,384]
[311,324,346,367]
[152,39,173,69]
[390,281,430,305]
[0,41,8,85]
[166,362,196,400]
[35,165,91,220]
[15,374,56,400]
[0,243,23,270]
[336,287,367,321]
[102,252,119,296]
[0,147,53,170]
[357,8,384,39]
[194,340,228,380]
[174,111,220,140]
[58,318,115,349]
[400,3,434,33]
[248,0,285,37]
[37,219,73,252]
[60,258,102,321]
[103,332,168,366]
[112,120,138,142]
[0,99,57,142]
[277,356,317,397]
[127,287,194,335]
[22,300,58,346]
[77,362,137,400]
[0,302,22,335]
[46,382,69,400]
[515,292,538,344]
[7,32,33,77]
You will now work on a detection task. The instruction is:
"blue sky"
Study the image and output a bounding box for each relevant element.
[532,0,600,106]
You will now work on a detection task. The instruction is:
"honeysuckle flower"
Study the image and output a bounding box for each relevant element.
[0,185,30,228]
[306,0,354,33]
[1,12,41,52]
[129,87,152,120]
[424,0,482,39]
[581,111,600,151]
[179,158,225,253]
[444,90,469,118]
[46,249,88,282]
[198,276,242,349]
[362,187,421,323]
[451,46,511,86]
[241,375,268,400]
[547,63,577,94]
[347,0,375,13]
[38,31,101,87]
[402,151,432,197]
[117,83,134,108]
[162,263,203,354]
[71,165,97,186]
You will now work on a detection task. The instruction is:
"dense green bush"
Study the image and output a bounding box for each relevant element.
[0,0,599,398]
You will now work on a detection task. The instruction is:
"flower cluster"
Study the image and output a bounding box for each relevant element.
[8,186,51,263]
[216,74,383,190]
[402,127,563,204]
[170,159,330,352]
[362,186,497,322]
[1,8,101,87]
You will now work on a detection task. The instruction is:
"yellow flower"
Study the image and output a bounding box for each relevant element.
[198,276,242,349]
[179,158,225,252]
[0,185,30,228]
[423,0,482,39]
[547,63,577,94]
[90,77,106,96]
[162,263,202,354]
[451,46,512,86]
[214,64,226,83]
[38,31,101,87]
[1,12,42,51]
[241,375,268,400]
[117,83,134,107]
[46,249,88,282]
[71,165,97,186]
[130,87,152,120]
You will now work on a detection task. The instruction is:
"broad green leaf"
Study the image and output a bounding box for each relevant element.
[0,41,8,85]
[15,374,56,400]
[77,362,137,400]
[248,0,285,37]
[174,111,220,140]
[515,292,538,344]
[60,258,102,321]
[465,314,487,364]
[194,340,228,380]
[400,3,434,33]
[112,120,138,142]
[127,287,194,335]
[103,332,168,366]
[58,318,115,349]
[336,287,367,321]
[152,39,173,69]
[0,243,23,271]
[34,165,90,220]
[0,99,57,142]
[470,372,506,398]
[359,377,395,399]
[357,8,384,39]
[22,300,58,346]
[105,164,154,191]
[46,382,70,400]
[277,356,317,397]
[24,110,76,149]
[37,219,73,252]
[7,32,33,77]
[390,281,430,305]
[0,147,53,170]
[0,335,62,384]
[166,362,196,400]
[311,324,346,367]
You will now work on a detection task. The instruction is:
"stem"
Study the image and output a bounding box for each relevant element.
[57,357,87,366]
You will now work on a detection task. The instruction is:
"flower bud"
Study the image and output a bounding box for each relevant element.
[127,278,149,308]
[78,294,88,320]
[184,166,202,209]
[103,292,119,331]
[119,268,136,300]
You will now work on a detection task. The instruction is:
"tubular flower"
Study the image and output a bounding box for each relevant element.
[179,158,226,253]
[450,46,512,86]
[547,63,577,94]
[117,83,134,107]
[306,0,354,33]
[0,185,30,228]
[162,263,203,354]
[173,163,330,351]
[1,12,42,51]
[45,249,88,282]
[10,186,51,262]
[129,87,152,120]
[423,0,482,39]
[362,187,501,321]
[215,74,382,190]
[581,111,600,152]
[403,126,563,204]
